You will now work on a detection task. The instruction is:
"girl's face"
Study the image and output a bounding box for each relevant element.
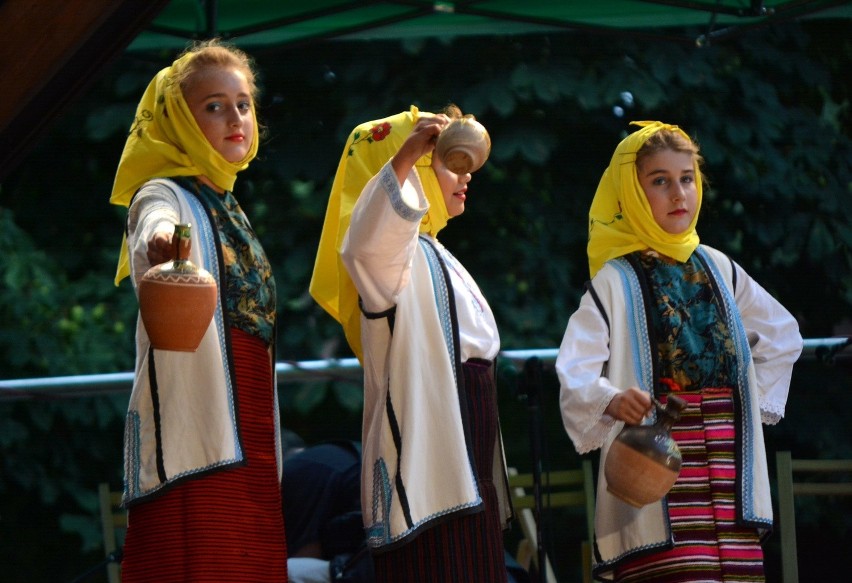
[637,149,698,234]
[184,67,255,163]
[432,155,472,218]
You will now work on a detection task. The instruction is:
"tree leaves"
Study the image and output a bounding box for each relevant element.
[2,18,851,579]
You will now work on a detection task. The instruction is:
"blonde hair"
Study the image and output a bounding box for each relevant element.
[637,128,705,171]
[172,39,260,101]
[440,103,464,119]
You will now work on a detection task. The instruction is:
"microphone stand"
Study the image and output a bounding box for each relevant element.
[522,356,546,583]
[67,547,123,583]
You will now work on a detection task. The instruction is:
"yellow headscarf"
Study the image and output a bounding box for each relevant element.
[587,121,702,278]
[109,49,259,285]
[310,106,450,362]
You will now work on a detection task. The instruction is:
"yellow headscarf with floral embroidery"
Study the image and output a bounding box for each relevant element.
[310,106,449,362]
[587,121,702,278]
[109,49,259,285]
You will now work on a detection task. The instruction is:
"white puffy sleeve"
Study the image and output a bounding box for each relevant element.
[126,181,181,288]
[555,285,620,454]
[341,161,427,314]
[731,259,803,424]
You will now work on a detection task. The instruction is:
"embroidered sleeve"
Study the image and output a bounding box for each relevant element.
[342,162,428,313]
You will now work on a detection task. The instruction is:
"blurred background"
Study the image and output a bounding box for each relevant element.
[1,1,850,581]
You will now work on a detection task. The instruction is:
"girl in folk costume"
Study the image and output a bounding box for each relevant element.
[555,121,802,582]
[310,106,513,582]
[110,40,287,582]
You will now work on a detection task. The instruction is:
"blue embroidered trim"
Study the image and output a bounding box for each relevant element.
[366,239,485,549]
[368,458,392,546]
[124,402,240,502]
[611,257,654,398]
[368,488,482,549]
[124,411,141,499]
[419,237,457,384]
[126,457,244,502]
[696,246,758,520]
[380,164,426,223]
[383,498,482,547]
[124,180,244,503]
[181,184,242,460]
[594,539,673,575]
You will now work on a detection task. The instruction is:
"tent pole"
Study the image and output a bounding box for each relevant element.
[205,0,219,38]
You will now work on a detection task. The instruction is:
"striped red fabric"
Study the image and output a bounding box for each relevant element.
[613,389,765,582]
[121,328,288,582]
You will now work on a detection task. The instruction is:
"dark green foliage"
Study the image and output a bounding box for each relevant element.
[1,19,850,581]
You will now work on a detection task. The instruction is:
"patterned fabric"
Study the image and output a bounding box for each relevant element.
[372,359,507,583]
[613,390,765,582]
[176,178,277,344]
[635,251,737,392]
[613,252,764,581]
[121,328,287,582]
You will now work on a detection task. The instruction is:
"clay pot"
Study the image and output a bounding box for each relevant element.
[435,116,491,174]
[604,394,688,508]
[137,224,218,352]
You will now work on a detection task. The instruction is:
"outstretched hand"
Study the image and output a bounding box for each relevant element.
[605,387,653,425]
[146,230,175,266]
[391,114,451,184]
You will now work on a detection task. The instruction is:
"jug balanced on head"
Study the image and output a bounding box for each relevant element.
[435,115,492,175]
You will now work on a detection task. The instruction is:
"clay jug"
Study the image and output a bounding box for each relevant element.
[604,394,688,508]
[435,116,491,174]
[137,223,218,352]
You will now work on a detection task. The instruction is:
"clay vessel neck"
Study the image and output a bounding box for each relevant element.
[653,394,687,430]
[170,223,195,272]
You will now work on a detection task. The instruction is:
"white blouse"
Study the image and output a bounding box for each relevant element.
[342,162,500,362]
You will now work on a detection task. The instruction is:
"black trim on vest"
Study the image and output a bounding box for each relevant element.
[620,252,680,555]
[584,280,610,333]
[695,248,746,521]
[375,236,479,531]
[623,253,661,396]
[359,297,396,336]
[357,279,405,526]
[384,391,413,528]
[593,250,750,578]
[418,236,476,479]
[730,256,738,295]
[148,348,168,483]
[144,178,246,480]
[176,178,245,460]
[694,250,730,324]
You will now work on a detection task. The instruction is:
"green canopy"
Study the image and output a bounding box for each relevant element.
[2,0,848,182]
[132,0,852,50]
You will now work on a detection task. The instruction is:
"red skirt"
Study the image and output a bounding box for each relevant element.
[121,328,288,582]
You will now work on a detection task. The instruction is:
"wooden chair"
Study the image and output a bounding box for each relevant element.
[508,461,595,583]
[775,451,852,583]
[98,483,126,583]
